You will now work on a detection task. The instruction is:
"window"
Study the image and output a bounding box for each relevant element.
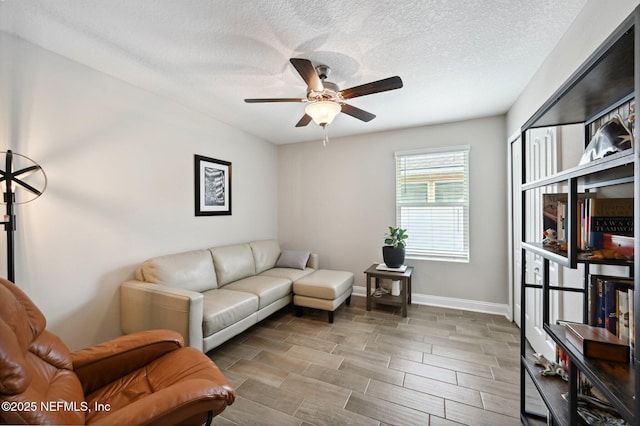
[395,146,469,262]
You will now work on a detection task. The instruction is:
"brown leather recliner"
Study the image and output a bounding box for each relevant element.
[0,278,235,425]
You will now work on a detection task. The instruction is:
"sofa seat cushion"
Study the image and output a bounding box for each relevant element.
[260,267,315,283]
[202,289,258,337]
[224,276,292,309]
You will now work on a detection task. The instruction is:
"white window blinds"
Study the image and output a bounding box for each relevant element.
[395,146,470,262]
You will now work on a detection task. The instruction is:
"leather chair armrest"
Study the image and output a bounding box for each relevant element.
[120,280,205,351]
[71,329,183,395]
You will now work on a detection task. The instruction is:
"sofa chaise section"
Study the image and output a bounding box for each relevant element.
[121,240,317,352]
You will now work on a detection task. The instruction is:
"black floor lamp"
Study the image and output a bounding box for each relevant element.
[0,150,47,282]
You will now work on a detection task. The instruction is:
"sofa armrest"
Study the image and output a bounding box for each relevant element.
[120,280,205,351]
[308,253,319,269]
[71,329,183,395]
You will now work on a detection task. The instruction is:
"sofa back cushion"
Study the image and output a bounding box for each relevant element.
[210,244,256,286]
[138,249,217,292]
[250,240,281,274]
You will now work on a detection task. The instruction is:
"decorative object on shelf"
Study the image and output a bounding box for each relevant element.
[372,286,390,298]
[390,279,401,296]
[542,228,557,246]
[532,353,568,381]
[579,114,633,165]
[561,393,628,426]
[0,150,47,282]
[194,155,232,216]
[587,247,630,260]
[382,226,408,268]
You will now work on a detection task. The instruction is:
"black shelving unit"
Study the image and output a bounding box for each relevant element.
[519,7,640,425]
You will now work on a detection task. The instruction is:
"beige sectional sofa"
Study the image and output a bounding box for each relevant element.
[120,240,317,352]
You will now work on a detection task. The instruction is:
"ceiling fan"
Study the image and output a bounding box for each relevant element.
[245,58,403,144]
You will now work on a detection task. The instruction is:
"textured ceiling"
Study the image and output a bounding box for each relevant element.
[0,0,588,144]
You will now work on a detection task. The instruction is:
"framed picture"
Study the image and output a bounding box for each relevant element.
[194,154,231,216]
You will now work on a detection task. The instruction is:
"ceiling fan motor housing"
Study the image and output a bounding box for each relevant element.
[306,65,339,101]
[308,82,339,101]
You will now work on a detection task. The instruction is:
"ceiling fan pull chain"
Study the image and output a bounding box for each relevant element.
[322,124,329,147]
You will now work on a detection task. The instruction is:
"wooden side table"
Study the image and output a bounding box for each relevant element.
[364,263,413,317]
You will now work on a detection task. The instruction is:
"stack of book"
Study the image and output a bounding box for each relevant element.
[542,194,633,258]
[589,275,634,355]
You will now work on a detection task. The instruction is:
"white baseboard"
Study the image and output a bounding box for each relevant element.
[351,285,512,320]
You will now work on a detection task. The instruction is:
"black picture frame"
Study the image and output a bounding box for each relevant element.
[194,154,232,216]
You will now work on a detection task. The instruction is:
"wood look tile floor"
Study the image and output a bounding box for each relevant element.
[208,296,523,426]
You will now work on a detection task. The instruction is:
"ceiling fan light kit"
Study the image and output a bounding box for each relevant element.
[245,58,403,146]
[305,101,341,126]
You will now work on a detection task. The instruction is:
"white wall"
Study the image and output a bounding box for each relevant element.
[507,0,640,136]
[278,115,508,312]
[0,32,278,351]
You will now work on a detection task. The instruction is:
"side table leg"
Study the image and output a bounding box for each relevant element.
[408,276,412,305]
[401,279,408,317]
[366,274,371,311]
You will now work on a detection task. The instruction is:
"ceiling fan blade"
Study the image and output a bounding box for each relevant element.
[290,58,324,92]
[340,76,403,100]
[295,114,313,127]
[244,98,305,103]
[340,103,376,122]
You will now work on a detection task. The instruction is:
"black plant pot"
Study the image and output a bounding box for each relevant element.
[382,246,405,268]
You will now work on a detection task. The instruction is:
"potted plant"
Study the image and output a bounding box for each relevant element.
[383,226,408,268]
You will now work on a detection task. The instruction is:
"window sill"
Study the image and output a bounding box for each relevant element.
[406,254,469,264]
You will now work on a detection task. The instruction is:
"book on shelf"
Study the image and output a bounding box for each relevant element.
[542,193,594,243]
[563,322,629,363]
[588,275,606,327]
[629,288,635,362]
[617,289,630,343]
[603,279,634,337]
[543,196,635,253]
[588,197,633,251]
[589,275,634,345]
